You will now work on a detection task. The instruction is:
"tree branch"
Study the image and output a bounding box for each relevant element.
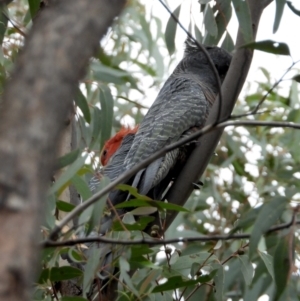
[0,0,125,300]
[43,218,299,248]
[163,0,273,229]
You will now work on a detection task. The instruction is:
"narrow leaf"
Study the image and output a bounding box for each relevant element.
[221,32,234,52]
[273,235,290,300]
[61,297,89,301]
[56,149,80,169]
[117,184,152,201]
[249,197,287,258]
[99,86,114,149]
[49,266,83,281]
[204,5,218,37]
[153,270,217,293]
[237,255,254,286]
[83,247,102,297]
[232,0,253,43]
[56,200,75,213]
[112,216,155,231]
[287,1,300,16]
[194,25,203,43]
[91,107,101,148]
[130,206,157,216]
[28,0,40,19]
[89,175,110,232]
[115,198,189,212]
[258,251,274,279]
[273,0,286,33]
[48,155,87,195]
[242,40,290,56]
[292,75,300,83]
[212,263,224,301]
[71,174,92,201]
[165,5,181,56]
[0,5,8,45]
[75,87,91,124]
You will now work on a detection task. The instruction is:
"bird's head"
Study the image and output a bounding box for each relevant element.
[183,37,232,81]
[100,125,139,166]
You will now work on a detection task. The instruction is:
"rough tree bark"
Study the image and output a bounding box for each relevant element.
[0,1,125,300]
[164,0,274,229]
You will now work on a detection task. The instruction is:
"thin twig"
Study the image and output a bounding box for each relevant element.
[179,251,214,301]
[43,218,299,248]
[231,59,300,119]
[221,243,249,265]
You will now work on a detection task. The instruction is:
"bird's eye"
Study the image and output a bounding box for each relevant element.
[102,150,107,157]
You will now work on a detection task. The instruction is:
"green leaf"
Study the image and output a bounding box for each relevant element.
[83,247,102,297]
[204,5,218,37]
[48,155,87,195]
[171,252,216,273]
[112,216,155,231]
[273,0,286,33]
[153,271,217,293]
[117,184,152,200]
[221,32,234,52]
[232,0,253,43]
[99,86,114,149]
[242,40,290,56]
[91,106,102,147]
[28,0,40,19]
[194,25,202,43]
[273,235,290,300]
[212,263,224,301]
[91,62,138,89]
[71,174,92,201]
[165,4,181,56]
[89,176,110,233]
[249,197,287,258]
[132,59,156,76]
[56,200,75,212]
[56,149,80,169]
[61,297,89,301]
[258,251,274,279]
[49,266,83,281]
[230,207,260,233]
[292,74,300,83]
[75,87,91,124]
[130,206,157,216]
[68,248,85,262]
[287,0,300,16]
[115,198,189,213]
[38,268,50,284]
[0,5,8,45]
[237,255,254,286]
[120,266,140,297]
[203,0,232,45]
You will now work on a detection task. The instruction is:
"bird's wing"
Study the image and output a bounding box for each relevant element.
[124,75,212,195]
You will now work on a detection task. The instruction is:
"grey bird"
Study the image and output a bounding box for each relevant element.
[83,38,232,299]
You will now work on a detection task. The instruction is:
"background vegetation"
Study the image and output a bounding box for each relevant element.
[0,0,300,300]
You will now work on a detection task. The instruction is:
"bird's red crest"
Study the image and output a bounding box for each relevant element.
[100,125,138,166]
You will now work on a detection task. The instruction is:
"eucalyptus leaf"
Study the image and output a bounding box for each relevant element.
[165,4,181,56]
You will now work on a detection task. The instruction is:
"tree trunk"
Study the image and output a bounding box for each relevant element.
[0,1,125,300]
